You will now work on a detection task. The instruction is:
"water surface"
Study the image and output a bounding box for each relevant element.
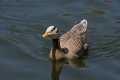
[0,0,120,80]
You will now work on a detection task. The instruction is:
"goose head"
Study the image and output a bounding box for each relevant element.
[42,26,59,39]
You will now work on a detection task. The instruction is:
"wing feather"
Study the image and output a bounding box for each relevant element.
[60,19,88,54]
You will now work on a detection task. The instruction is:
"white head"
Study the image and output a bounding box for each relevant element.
[42,25,59,39]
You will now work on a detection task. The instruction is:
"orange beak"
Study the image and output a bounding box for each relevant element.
[42,32,48,38]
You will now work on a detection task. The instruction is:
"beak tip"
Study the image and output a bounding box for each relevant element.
[42,35,45,38]
[42,32,48,38]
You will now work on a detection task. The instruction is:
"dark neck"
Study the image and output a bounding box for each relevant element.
[52,39,60,49]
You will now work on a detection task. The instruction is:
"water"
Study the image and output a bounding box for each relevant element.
[0,0,120,80]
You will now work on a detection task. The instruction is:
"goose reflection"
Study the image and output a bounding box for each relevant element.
[51,51,88,80]
[51,60,64,80]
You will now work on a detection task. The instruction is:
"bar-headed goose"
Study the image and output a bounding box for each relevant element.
[42,19,88,61]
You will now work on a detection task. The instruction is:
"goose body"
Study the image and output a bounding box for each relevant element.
[42,19,88,61]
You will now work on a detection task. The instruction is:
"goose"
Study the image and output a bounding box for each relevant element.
[42,19,88,61]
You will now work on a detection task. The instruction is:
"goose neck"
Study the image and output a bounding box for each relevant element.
[52,39,60,49]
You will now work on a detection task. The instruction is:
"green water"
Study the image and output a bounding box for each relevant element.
[0,0,120,80]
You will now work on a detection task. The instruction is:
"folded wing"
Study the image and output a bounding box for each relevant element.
[60,19,88,53]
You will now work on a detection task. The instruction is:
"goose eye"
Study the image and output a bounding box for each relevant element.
[51,27,56,32]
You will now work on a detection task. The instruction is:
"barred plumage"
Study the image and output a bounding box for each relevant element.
[59,19,88,59]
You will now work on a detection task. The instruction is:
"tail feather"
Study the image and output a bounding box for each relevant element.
[71,19,88,34]
[80,19,87,33]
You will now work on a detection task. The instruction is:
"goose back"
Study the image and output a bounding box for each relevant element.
[60,19,88,58]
